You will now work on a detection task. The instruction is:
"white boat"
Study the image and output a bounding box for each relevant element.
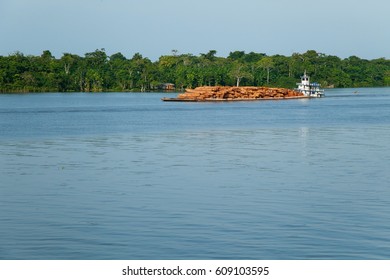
[296,71,324,97]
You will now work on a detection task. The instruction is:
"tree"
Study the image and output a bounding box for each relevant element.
[200,50,217,61]
[230,63,252,86]
[84,69,103,92]
[61,53,77,75]
[228,51,246,61]
[258,57,274,84]
[384,71,390,86]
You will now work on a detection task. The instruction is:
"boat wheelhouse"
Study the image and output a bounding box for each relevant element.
[296,71,324,97]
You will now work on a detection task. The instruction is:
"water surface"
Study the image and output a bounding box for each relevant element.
[1,88,390,259]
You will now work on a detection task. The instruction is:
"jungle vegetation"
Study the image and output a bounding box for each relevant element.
[0,49,389,92]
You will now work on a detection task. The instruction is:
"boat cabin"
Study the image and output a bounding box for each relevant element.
[296,71,324,97]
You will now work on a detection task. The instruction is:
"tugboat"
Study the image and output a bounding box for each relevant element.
[296,71,324,97]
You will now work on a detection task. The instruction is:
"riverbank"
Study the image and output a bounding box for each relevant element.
[162,86,307,102]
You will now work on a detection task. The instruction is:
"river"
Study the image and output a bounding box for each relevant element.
[1,88,389,259]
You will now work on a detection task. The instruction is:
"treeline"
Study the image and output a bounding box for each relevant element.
[0,49,389,92]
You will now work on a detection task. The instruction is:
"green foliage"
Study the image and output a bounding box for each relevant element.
[0,49,389,92]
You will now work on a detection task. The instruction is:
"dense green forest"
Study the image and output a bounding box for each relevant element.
[0,49,389,93]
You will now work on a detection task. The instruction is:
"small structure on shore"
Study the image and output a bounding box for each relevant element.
[157,83,175,91]
[162,86,307,102]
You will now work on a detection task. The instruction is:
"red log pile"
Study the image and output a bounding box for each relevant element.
[176,86,305,101]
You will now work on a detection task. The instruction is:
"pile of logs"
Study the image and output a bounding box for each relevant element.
[175,86,305,101]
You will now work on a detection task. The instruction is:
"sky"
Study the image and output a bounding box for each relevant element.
[1,0,389,60]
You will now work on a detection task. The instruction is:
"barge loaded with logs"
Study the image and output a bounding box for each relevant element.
[161,86,308,102]
[162,72,324,102]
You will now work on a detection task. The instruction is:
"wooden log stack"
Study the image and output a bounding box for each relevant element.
[175,86,305,101]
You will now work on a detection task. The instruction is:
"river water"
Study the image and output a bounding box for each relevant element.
[1,88,390,259]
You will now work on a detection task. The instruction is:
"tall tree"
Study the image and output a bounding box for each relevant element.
[258,57,274,84]
[230,63,251,86]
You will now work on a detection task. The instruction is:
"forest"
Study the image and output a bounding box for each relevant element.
[0,49,389,93]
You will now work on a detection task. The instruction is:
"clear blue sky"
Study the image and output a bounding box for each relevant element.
[1,0,389,60]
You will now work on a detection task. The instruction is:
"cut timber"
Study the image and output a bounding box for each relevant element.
[162,86,309,102]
